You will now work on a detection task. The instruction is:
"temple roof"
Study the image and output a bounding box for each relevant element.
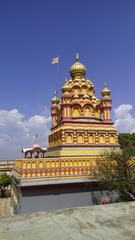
[22,147,47,153]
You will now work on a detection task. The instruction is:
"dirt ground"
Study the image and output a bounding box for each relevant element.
[0,197,11,217]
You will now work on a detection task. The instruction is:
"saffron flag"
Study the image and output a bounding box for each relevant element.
[51,56,59,64]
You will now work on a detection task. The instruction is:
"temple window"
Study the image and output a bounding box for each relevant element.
[84,106,91,116]
[82,87,87,94]
[72,105,81,117]
[99,135,105,144]
[72,86,80,94]
[77,134,84,143]
[66,134,73,144]
[88,135,94,144]
[109,135,115,143]
[40,152,43,158]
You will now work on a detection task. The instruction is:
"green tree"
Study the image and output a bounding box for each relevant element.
[0,173,11,197]
[96,147,135,202]
[119,133,135,156]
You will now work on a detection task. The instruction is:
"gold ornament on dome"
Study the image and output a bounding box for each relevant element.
[69,52,87,80]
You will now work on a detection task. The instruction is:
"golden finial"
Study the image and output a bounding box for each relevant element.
[76,51,79,62]
[35,133,38,144]
[52,90,59,103]
[54,90,57,96]
[32,133,39,146]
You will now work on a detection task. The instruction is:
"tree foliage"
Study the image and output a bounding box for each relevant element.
[96,133,135,201]
[119,133,135,156]
[0,173,11,197]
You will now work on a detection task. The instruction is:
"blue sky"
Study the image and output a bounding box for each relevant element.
[0,0,135,159]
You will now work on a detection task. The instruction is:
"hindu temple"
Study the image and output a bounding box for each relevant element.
[11,53,119,214]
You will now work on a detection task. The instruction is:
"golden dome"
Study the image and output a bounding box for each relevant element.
[83,94,89,99]
[70,52,87,80]
[101,83,111,98]
[52,91,59,103]
[73,94,79,99]
[62,82,72,91]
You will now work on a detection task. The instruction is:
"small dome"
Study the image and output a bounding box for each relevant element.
[52,91,59,103]
[62,82,71,91]
[73,94,79,99]
[83,94,89,99]
[101,83,111,98]
[69,52,87,80]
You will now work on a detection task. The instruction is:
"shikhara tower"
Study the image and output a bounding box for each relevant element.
[13,53,119,179]
[47,53,119,161]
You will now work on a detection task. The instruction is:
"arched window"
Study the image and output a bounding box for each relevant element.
[110,135,115,143]
[66,134,73,143]
[88,135,95,144]
[72,86,80,94]
[77,134,84,143]
[82,87,87,94]
[83,104,93,117]
[84,107,91,116]
[99,135,105,144]
[72,105,81,117]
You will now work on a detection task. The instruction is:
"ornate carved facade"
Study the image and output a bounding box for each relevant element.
[47,53,119,159]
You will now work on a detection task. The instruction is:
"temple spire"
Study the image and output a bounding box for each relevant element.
[76,51,79,62]
[54,90,57,97]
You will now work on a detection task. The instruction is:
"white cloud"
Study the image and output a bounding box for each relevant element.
[2,103,134,159]
[114,104,135,133]
[0,108,51,160]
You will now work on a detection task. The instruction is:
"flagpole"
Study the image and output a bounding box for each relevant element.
[51,56,61,96]
[56,59,60,93]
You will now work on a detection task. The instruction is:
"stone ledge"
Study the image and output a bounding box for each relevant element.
[0,202,135,240]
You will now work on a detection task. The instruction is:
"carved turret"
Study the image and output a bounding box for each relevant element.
[101,83,112,121]
[51,91,59,127]
[62,81,72,118]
